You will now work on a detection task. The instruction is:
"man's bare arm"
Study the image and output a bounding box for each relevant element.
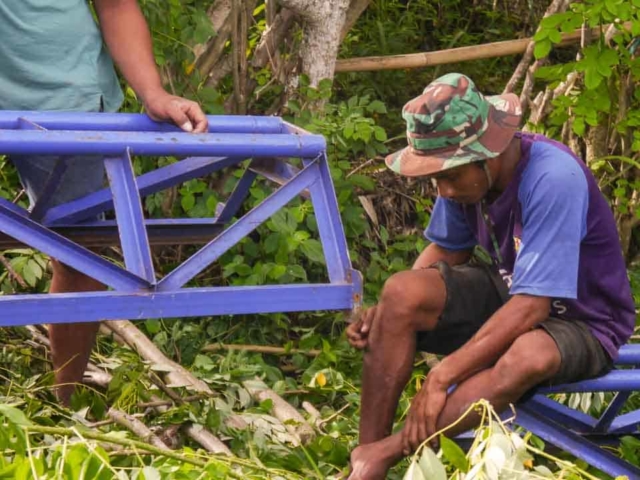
[431,294,551,387]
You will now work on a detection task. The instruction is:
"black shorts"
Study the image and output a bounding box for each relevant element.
[416,260,613,386]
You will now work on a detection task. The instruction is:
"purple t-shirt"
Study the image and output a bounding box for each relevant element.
[426,132,635,360]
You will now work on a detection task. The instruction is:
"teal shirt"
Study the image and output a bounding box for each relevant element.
[0,0,124,113]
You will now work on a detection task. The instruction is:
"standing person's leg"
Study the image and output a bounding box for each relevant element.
[48,260,104,404]
[11,153,107,404]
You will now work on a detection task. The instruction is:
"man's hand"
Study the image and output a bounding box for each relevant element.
[143,92,208,133]
[402,370,449,455]
[346,305,377,350]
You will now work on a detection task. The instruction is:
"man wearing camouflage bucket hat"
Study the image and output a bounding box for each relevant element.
[345,73,634,479]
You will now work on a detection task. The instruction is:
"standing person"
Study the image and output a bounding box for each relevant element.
[0,0,209,404]
[346,72,635,479]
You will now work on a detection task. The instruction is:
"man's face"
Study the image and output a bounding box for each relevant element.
[429,163,488,204]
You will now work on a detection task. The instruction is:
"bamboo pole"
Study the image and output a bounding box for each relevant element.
[335,22,631,73]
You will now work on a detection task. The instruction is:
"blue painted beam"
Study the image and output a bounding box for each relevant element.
[0,284,355,324]
[538,370,640,393]
[615,344,640,365]
[215,167,257,224]
[516,405,640,478]
[0,129,326,158]
[0,202,150,290]
[519,395,598,433]
[594,391,631,433]
[42,155,241,225]
[0,197,29,217]
[105,150,155,283]
[307,154,351,283]
[0,111,286,134]
[608,408,640,434]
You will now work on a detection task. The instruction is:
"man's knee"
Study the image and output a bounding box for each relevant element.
[377,269,446,330]
[492,331,561,395]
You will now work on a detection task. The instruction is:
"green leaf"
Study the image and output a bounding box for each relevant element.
[293,231,311,242]
[268,264,287,279]
[539,14,567,29]
[605,0,620,15]
[403,458,426,480]
[349,174,375,191]
[0,405,32,426]
[572,117,586,136]
[547,29,562,44]
[597,48,619,77]
[207,195,218,215]
[141,466,162,480]
[286,210,298,232]
[300,239,325,263]
[584,66,603,90]
[440,435,470,472]
[343,124,355,139]
[144,319,161,334]
[265,232,281,254]
[374,126,388,142]
[181,193,195,212]
[22,263,37,287]
[533,28,550,42]
[287,265,307,280]
[534,39,552,59]
[366,100,387,114]
[269,210,294,234]
[417,447,447,480]
[235,264,252,276]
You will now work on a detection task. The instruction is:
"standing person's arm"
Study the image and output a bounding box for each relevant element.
[94,0,208,133]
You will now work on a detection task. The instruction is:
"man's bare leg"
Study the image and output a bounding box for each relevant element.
[349,330,561,480]
[359,269,447,444]
[48,259,104,405]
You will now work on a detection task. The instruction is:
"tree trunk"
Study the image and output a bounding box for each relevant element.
[278,0,350,85]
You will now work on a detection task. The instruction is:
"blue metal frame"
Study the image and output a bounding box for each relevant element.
[505,344,640,478]
[0,111,361,324]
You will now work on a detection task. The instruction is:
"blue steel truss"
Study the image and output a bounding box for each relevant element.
[0,111,362,324]
[508,344,640,478]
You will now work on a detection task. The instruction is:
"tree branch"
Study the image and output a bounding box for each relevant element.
[504,0,571,96]
[108,408,171,450]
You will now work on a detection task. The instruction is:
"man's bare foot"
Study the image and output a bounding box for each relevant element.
[348,434,405,480]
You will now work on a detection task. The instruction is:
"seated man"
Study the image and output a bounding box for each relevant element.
[0,0,208,405]
[346,72,635,479]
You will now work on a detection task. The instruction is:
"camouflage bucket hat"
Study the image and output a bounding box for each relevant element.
[385,73,522,177]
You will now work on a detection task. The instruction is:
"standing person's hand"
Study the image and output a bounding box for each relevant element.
[346,305,378,350]
[143,91,208,133]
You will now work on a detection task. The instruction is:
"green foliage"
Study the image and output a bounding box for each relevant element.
[128,0,224,115]
[532,0,640,264]
[0,249,49,294]
[337,0,530,134]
